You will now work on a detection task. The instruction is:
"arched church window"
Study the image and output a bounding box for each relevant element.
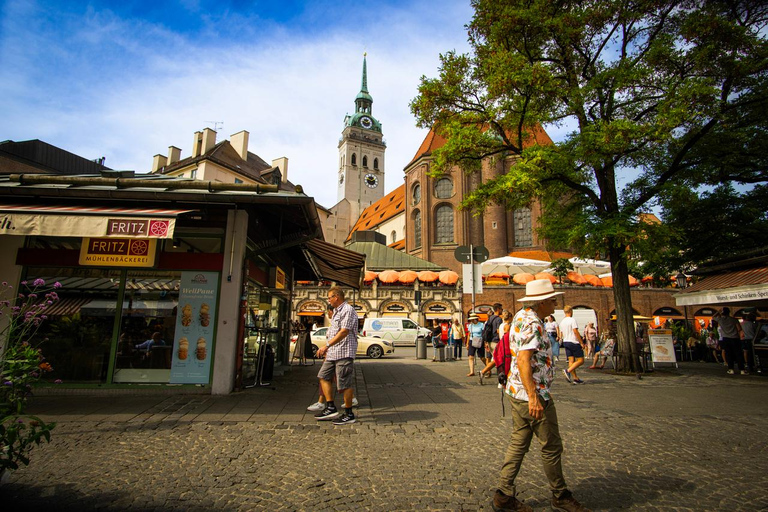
[413,210,422,249]
[435,178,453,199]
[374,158,379,170]
[391,230,397,244]
[435,204,454,243]
[351,154,357,166]
[363,156,368,168]
[412,183,421,205]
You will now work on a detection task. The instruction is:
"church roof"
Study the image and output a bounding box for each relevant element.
[405,124,554,169]
[346,184,405,241]
[345,241,443,271]
[508,249,575,261]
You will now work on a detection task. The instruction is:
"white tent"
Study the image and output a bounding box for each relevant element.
[482,256,551,276]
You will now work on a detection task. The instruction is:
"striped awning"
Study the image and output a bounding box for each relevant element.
[0,204,195,239]
[39,297,92,316]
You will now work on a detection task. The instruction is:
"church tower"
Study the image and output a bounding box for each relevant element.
[337,54,386,224]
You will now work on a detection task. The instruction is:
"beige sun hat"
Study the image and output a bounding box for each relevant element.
[468,314,480,321]
[518,279,564,302]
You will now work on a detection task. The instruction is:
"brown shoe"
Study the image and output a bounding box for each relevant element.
[492,490,533,512]
[552,490,590,512]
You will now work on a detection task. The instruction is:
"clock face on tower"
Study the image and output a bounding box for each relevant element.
[360,116,373,129]
[364,173,379,188]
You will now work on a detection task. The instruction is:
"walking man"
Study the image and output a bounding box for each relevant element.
[493,279,589,512]
[314,287,359,425]
[480,303,504,384]
[559,306,586,384]
[712,307,746,375]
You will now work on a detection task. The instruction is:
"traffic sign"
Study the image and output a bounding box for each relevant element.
[473,246,489,263]
[454,245,490,263]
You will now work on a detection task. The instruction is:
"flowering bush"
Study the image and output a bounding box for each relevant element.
[0,279,59,472]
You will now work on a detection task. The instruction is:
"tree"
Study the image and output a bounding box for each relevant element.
[411,0,768,372]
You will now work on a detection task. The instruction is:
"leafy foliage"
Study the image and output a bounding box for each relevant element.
[411,0,768,372]
[1,280,59,472]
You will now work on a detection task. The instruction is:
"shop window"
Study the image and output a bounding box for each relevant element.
[435,178,453,199]
[435,204,454,243]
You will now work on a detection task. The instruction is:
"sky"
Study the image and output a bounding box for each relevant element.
[0,0,485,208]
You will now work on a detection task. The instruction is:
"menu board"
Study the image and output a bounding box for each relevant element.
[648,329,677,365]
[170,271,218,384]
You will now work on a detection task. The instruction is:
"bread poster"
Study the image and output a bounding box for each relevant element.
[648,329,677,365]
[170,272,218,384]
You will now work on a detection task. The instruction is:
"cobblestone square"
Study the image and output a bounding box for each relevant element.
[3,351,767,511]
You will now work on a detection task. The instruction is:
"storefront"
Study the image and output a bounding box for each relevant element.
[0,173,364,394]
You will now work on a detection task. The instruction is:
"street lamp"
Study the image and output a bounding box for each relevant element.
[676,272,688,289]
[676,272,690,359]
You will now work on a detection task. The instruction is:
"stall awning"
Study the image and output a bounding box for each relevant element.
[301,239,365,290]
[425,313,453,319]
[298,311,324,316]
[675,266,768,307]
[0,204,194,239]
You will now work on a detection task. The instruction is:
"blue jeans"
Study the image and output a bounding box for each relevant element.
[548,332,559,358]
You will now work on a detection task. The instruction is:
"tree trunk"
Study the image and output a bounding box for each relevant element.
[609,243,641,373]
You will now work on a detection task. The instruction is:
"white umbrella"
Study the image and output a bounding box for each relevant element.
[569,257,611,275]
[482,256,552,276]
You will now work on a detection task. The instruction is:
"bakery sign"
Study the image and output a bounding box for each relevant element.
[79,238,157,267]
[383,302,407,312]
[648,329,677,365]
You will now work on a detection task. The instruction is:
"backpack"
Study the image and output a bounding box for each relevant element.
[493,332,512,377]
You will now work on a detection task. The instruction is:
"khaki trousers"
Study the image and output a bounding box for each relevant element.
[497,396,568,499]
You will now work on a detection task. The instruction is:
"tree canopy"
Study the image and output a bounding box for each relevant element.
[411,0,768,372]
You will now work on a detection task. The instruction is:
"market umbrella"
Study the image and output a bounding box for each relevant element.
[398,270,418,284]
[438,270,459,285]
[418,270,439,282]
[482,256,551,276]
[583,274,603,287]
[378,270,400,284]
[512,273,535,285]
[568,257,612,275]
[600,276,613,287]
[566,272,587,285]
[489,272,510,279]
[534,272,557,284]
[628,275,640,287]
[363,271,378,282]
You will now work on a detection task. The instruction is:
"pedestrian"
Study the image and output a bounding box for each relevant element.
[741,312,758,372]
[451,318,465,360]
[431,320,445,361]
[712,307,746,375]
[559,306,586,384]
[583,322,598,359]
[492,279,589,512]
[466,314,485,377]
[589,321,615,370]
[480,303,504,384]
[544,315,560,362]
[313,287,359,425]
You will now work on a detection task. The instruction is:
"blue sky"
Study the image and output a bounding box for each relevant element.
[0,0,484,207]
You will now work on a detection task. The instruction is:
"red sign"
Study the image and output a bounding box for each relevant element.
[106,219,171,238]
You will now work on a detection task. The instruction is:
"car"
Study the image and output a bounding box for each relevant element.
[290,327,394,359]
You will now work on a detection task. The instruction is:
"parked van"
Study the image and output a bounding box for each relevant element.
[362,317,432,346]
[553,308,599,335]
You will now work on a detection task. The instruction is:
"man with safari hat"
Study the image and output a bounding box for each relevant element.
[492,279,589,512]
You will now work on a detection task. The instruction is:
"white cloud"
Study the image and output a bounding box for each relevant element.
[0,1,474,207]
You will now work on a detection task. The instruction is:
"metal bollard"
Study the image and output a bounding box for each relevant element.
[417,336,427,359]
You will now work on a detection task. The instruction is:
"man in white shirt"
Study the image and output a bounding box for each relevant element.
[559,306,586,384]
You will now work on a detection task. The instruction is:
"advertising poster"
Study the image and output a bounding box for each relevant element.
[170,271,219,384]
[648,329,677,365]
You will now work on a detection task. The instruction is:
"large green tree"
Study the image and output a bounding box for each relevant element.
[411,0,768,372]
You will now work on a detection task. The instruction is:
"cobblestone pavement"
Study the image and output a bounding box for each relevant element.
[3,350,768,511]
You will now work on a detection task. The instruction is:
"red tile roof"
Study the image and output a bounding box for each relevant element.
[346,184,405,241]
[508,250,575,262]
[389,239,405,251]
[682,266,768,294]
[407,124,554,168]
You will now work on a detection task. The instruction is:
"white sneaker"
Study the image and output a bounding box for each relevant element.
[726,369,734,375]
[307,401,326,412]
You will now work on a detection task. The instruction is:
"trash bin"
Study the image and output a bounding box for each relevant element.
[417,336,427,359]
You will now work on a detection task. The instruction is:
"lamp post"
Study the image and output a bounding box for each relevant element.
[676,272,690,360]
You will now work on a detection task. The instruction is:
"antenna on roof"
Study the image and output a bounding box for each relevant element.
[205,121,224,132]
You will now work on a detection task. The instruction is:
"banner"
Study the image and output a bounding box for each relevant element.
[170,271,219,384]
[79,238,157,267]
[0,213,176,238]
[648,329,677,365]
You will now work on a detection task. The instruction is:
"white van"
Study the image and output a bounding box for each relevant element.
[362,317,432,346]
[553,308,599,335]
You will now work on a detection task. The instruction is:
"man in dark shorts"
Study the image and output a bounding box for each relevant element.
[314,286,359,425]
[466,313,486,377]
[559,306,586,384]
